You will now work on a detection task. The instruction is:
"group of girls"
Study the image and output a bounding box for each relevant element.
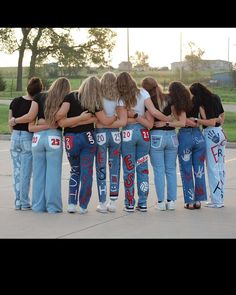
[8,71,226,214]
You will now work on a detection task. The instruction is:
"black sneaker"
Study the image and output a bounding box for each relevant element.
[136,205,147,212]
[123,205,135,212]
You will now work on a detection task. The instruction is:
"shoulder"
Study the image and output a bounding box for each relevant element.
[9,96,22,108]
[64,91,77,102]
[139,88,150,100]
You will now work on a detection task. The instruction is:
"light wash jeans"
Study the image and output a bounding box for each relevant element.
[178,127,207,204]
[10,130,33,209]
[95,128,121,203]
[203,126,227,204]
[31,129,63,213]
[150,130,178,202]
[121,123,150,207]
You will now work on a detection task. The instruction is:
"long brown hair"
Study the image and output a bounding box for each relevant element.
[78,76,103,113]
[44,77,71,125]
[141,77,167,112]
[116,72,140,109]
[168,81,192,116]
[100,72,119,101]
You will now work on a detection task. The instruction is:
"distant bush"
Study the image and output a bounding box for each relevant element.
[0,74,7,91]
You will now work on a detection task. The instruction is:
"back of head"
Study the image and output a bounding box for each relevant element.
[100,72,119,101]
[116,71,139,109]
[189,82,213,108]
[142,76,166,111]
[79,76,102,113]
[169,81,192,115]
[27,77,43,97]
[44,77,71,125]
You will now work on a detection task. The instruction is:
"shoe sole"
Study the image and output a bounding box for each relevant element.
[96,209,108,213]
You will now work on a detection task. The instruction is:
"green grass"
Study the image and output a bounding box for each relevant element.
[0,104,235,141]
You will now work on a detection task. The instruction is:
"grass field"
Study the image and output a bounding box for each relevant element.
[0,104,235,141]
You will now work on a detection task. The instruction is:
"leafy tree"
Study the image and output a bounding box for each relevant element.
[184,41,205,72]
[130,51,149,68]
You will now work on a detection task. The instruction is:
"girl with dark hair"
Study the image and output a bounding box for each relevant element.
[10,77,72,213]
[56,76,117,214]
[189,82,226,208]
[142,77,186,211]
[9,77,43,210]
[173,82,208,210]
[116,72,170,212]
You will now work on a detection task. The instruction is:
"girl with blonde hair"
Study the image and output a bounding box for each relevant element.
[95,72,127,213]
[56,76,116,214]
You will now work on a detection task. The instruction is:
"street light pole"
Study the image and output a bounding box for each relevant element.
[127,28,130,62]
[180,31,183,81]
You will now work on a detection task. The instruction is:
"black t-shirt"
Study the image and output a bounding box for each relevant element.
[202,94,224,129]
[34,92,47,120]
[9,96,33,131]
[63,91,101,134]
[186,95,201,118]
[151,97,175,131]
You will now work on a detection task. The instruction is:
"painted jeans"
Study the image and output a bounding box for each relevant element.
[178,127,207,204]
[10,130,33,209]
[150,130,178,202]
[203,126,227,204]
[64,131,97,209]
[95,128,121,203]
[121,123,150,207]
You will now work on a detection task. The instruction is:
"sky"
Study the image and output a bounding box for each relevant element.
[0,28,236,69]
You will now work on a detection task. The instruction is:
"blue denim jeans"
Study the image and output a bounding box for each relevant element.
[10,130,33,209]
[203,126,227,204]
[95,128,121,203]
[31,129,63,213]
[121,123,150,207]
[150,130,178,202]
[64,131,97,209]
[178,127,207,204]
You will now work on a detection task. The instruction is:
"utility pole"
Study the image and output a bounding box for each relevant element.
[127,28,130,62]
[228,37,231,71]
[180,31,183,81]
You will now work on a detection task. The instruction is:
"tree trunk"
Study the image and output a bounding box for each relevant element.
[28,28,43,79]
[16,28,31,91]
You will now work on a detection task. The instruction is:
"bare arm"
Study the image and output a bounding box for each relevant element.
[58,116,97,128]
[154,107,186,128]
[144,98,170,122]
[9,101,38,126]
[8,110,13,133]
[99,107,127,128]
[95,110,116,126]
[28,121,51,133]
[194,107,219,127]
[136,111,154,129]
[55,102,70,121]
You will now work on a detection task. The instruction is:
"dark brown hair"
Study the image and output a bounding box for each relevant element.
[116,72,139,109]
[27,77,43,97]
[168,81,192,116]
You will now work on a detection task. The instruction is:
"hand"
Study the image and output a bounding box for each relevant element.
[181,149,192,162]
[80,111,92,121]
[154,121,165,128]
[216,116,222,124]
[9,117,16,127]
[127,110,136,118]
[167,115,173,122]
[207,130,220,143]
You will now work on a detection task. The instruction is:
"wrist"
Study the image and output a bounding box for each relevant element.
[165,122,170,127]
[194,118,198,123]
[14,118,17,125]
[133,113,138,119]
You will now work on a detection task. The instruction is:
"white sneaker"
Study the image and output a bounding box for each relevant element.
[156,202,166,211]
[205,202,224,208]
[67,203,77,213]
[15,199,21,210]
[79,207,88,214]
[96,202,108,213]
[166,201,175,210]
[106,200,116,212]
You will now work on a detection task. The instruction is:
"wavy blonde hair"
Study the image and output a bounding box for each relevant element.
[116,72,140,109]
[141,77,167,112]
[100,72,119,101]
[78,76,103,113]
[44,77,71,125]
